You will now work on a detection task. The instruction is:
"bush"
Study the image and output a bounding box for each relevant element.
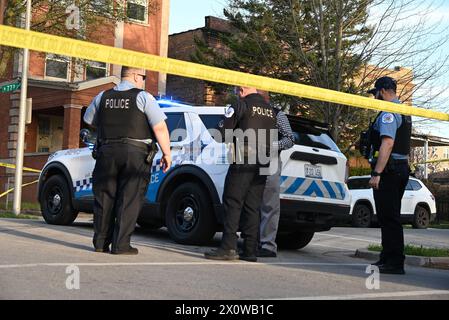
[350,167,371,177]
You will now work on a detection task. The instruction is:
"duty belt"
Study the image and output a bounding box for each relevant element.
[100,138,150,151]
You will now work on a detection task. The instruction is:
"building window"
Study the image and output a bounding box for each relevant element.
[444,148,449,159]
[127,0,148,23]
[86,61,108,80]
[37,115,64,153]
[45,54,70,80]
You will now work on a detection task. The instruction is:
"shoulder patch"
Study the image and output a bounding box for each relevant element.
[225,107,235,118]
[382,113,395,124]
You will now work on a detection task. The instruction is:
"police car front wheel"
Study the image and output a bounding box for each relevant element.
[165,183,217,245]
[40,175,78,225]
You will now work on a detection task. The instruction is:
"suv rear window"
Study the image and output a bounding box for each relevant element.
[406,180,422,191]
[347,178,371,190]
[294,132,341,153]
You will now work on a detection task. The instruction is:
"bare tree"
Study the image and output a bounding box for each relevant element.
[352,0,449,131]
[196,0,449,150]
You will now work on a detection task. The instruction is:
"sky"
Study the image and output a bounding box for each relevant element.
[169,0,226,34]
[169,0,449,138]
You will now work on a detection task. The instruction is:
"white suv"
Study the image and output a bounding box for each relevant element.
[348,176,437,229]
[38,102,351,249]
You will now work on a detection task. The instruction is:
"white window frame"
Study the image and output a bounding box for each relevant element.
[126,0,149,25]
[44,54,71,81]
[85,60,110,80]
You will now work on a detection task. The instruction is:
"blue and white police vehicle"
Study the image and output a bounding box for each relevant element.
[38,101,351,250]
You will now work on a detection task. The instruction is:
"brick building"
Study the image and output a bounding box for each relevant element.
[0,0,170,203]
[167,16,233,106]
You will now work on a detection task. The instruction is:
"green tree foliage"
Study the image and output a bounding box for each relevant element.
[194,0,378,149]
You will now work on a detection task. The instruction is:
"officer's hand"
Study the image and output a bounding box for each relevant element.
[369,176,381,190]
[161,154,172,173]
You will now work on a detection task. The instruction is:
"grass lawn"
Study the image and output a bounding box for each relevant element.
[368,244,449,257]
[430,220,449,229]
[0,202,41,211]
[0,212,39,220]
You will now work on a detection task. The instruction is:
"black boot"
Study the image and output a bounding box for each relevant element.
[378,264,405,275]
[111,246,139,255]
[204,248,239,261]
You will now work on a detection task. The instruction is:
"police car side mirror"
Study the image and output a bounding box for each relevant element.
[80,129,96,146]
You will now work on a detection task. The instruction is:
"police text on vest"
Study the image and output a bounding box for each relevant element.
[252,106,274,118]
[105,99,130,109]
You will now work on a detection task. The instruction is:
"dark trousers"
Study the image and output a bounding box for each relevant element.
[92,144,151,252]
[221,164,267,254]
[373,162,409,266]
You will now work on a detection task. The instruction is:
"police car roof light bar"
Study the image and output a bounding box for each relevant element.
[157,99,194,108]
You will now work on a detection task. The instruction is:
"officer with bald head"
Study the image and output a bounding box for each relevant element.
[84,66,171,255]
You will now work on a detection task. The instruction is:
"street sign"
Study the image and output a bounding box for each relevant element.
[1,82,21,93]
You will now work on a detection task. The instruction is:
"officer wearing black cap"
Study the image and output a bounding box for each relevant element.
[204,86,277,262]
[84,66,171,255]
[366,76,412,274]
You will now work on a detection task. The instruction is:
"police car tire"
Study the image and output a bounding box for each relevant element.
[40,175,78,225]
[412,205,430,229]
[276,231,314,250]
[137,220,162,230]
[165,183,216,245]
[351,203,373,228]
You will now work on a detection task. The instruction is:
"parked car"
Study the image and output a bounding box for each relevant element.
[348,175,437,229]
[37,101,351,250]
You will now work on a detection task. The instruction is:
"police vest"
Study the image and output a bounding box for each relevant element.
[97,88,153,141]
[237,93,277,164]
[370,112,412,156]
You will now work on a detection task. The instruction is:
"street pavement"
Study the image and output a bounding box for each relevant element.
[0,217,448,300]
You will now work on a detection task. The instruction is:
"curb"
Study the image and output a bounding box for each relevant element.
[355,249,449,268]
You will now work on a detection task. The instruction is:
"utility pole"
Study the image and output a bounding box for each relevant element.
[13,0,31,216]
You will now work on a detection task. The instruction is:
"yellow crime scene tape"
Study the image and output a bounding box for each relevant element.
[0,180,38,199]
[414,159,449,165]
[0,162,41,198]
[0,25,449,121]
[0,161,42,174]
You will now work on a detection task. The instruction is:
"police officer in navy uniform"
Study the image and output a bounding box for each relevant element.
[84,66,171,255]
[205,86,277,262]
[367,76,412,274]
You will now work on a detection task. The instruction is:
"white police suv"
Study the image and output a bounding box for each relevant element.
[38,101,351,250]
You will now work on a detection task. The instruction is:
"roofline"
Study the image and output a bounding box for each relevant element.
[169,27,204,37]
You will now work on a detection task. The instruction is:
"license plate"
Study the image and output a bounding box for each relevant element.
[305,164,323,179]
